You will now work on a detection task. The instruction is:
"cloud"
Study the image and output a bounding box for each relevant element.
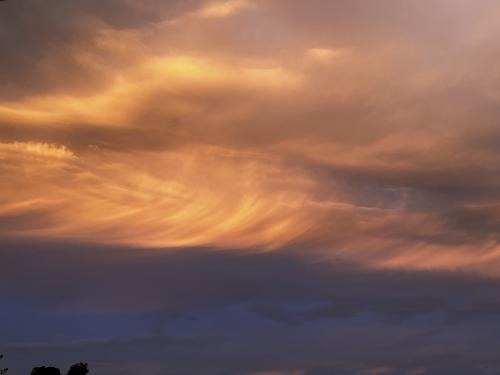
[3,2,500,372]
[195,0,255,18]
[247,371,304,375]
[0,54,298,128]
[3,241,500,323]
[3,242,500,374]
[3,27,500,272]
[304,48,344,64]
[0,142,75,160]
[0,141,319,249]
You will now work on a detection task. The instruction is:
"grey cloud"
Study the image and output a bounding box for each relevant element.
[2,240,500,322]
[0,0,202,99]
[3,306,500,375]
[1,240,500,375]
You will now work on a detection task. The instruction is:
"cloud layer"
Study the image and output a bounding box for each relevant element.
[2,1,500,374]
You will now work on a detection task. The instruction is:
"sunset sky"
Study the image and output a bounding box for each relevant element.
[2,1,500,374]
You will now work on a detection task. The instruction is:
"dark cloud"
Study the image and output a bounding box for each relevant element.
[2,241,500,375]
[0,0,202,99]
[1,240,500,323]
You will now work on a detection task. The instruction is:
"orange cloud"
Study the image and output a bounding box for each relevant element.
[0,54,298,128]
[0,142,317,250]
[3,0,500,278]
[196,0,255,18]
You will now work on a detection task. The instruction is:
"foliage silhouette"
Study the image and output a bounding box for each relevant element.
[29,363,89,375]
[31,367,61,375]
[66,363,88,375]
[0,354,8,374]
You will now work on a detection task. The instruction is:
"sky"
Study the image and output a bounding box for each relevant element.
[2,0,500,374]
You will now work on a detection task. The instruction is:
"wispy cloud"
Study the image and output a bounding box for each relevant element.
[196,0,255,18]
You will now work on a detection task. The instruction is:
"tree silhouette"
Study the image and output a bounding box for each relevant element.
[31,367,60,375]
[0,354,8,374]
[67,363,88,375]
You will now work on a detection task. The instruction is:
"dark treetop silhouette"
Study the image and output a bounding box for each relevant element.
[31,368,60,375]
[30,363,88,375]
[0,354,7,374]
[66,363,88,375]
